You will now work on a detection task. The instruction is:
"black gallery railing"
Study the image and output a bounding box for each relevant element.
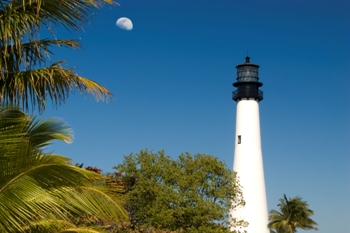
[232,90,263,101]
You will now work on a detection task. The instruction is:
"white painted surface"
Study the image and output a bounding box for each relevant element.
[231,98,269,233]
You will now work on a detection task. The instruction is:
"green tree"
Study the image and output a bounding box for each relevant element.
[0,107,127,232]
[268,194,318,233]
[114,149,245,233]
[0,0,116,113]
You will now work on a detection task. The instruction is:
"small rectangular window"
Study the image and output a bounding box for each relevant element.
[238,135,241,144]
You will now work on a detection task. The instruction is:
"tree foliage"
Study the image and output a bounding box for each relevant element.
[114,149,245,233]
[268,194,318,233]
[0,0,116,113]
[0,107,127,232]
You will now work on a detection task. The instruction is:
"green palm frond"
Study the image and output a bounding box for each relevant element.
[0,107,73,182]
[0,0,118,54]
[0,62,112,112]
[0,0,118,43]
[268,194,318,233]
[1,39,80,72]
[22,219,115,233]
[0,150,127,232]
[0,0,116,112]
[26,116,73,146]
[0,107,127,232]
[58,228,109,233]
[0,150,126,225]
[0,106,73,147]
[23,219,76,233]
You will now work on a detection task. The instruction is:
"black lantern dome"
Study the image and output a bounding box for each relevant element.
[232,56,263,102]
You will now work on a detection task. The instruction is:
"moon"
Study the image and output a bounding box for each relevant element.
[116,17,133,31]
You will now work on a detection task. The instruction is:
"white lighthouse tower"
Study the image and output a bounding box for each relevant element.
[230,57,268,233]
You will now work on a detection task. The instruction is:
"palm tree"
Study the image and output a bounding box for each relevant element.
[0,0,117,113]
[0,106,127,232]
[268,194,318,233]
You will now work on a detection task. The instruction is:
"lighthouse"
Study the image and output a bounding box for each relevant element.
[230,57,268,233]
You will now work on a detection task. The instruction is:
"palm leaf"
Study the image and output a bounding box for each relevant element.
[57,228,110,233]
[0,107,127,232]
[22,219,77,233]
[1,39,81,73]
[22,219,115,233]
[0,148,127,232]
[0,0,116,112]
[268,194,318,233]
[0,0,118,42]
[0,106,72,148]
[0,62,112,112]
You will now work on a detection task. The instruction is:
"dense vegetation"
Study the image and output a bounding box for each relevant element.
[114,149,246,233]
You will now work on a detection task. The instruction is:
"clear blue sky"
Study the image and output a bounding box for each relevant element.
[41,0,349,232]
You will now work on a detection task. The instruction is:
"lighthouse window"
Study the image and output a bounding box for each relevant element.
[238,135,241,144]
